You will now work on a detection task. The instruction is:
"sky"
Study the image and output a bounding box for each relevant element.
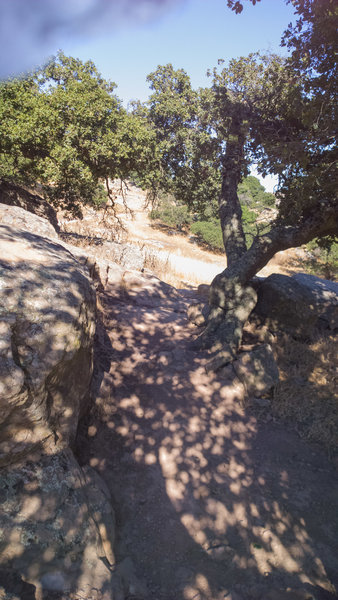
[0,0,298,191]
[61,0,296,106]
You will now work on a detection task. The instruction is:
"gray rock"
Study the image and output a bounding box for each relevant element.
[187,302,209,326]
[197,283,210,301]
[292,272,338,330]
[0,218,96,464]
[0,180,59,233]
[233,344,279,397]
[84,239,145,272]
[255,274,319,338]
[0,208,121,599]
[0,202,58,240]
[0,450,120,599]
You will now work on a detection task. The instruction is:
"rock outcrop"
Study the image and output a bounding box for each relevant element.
[0,202,59,242]
[0,180,59,233]
[0,207,121,599]
[233,343,279,398]
[292,272,338,331]
[254,273,338,338]
[0,216,95,462]
[0,452,118,600]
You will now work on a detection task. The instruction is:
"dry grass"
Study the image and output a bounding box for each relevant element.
[272,332,338,455]
[143,248,224,288]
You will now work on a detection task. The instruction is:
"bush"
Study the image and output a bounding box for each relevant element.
[149,198,192,230]
[242,204,259,245]
[238,175,276,209]
[305,238,338,280]
[91,182,108,208]
[190,219,224,251]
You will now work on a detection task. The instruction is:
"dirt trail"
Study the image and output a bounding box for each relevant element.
[113,182,305,285]
[77,274,338,600]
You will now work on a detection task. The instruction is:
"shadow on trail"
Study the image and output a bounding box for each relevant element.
[79,278,338,600]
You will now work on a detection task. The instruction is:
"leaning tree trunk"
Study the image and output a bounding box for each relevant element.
[196,196,337,372]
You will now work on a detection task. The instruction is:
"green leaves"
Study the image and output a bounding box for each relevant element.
[0,51,152,214]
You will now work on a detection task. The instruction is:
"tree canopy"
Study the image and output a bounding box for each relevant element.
[143,0,337,252]
[0,51,154,213]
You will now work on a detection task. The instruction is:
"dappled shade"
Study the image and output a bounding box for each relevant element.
[76,271,338,600]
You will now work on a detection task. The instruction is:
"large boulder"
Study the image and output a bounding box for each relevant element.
[254,273,337,338]
[0,451,119,600]
[0,202,58,241]
[0,180,59,233]
[0,218,96,464]
[0,208,123,598]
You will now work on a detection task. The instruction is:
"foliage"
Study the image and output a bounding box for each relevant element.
[149,195,192,230]
[190,219,224,251]
[275,0,338,226]
[0,76,53,184]
[144,55,300,242]
[0,52,154,213]
[144,64,221,214]
[226,0,261,13]
[91,182,109,209]
[305,239,338,280]
[144,10,337,265]
[241,204,270,244]
[190,203,268,252]
[238,175,275,208]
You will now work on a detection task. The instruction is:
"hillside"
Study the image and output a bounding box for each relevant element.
[59,180,311,289]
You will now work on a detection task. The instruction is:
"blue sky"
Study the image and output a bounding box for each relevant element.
[62,0,296,106]
[1,0,298,191]
[60,0,297,191]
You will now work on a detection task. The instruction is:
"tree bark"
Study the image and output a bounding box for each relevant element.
[218,121,247,266]
[195,205,337,372]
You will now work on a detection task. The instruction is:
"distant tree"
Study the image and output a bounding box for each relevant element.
[145,64,221,216]
[0,51,154,214]
[237,176,275,208]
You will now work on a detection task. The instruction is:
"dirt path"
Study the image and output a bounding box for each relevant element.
[112,182,306,285]
[78,275,338,600]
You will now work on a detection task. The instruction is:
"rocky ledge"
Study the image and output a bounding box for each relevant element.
[0,205,121,599]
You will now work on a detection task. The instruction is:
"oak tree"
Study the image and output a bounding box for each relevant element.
[0,52,154,214]
[145,0,337,370]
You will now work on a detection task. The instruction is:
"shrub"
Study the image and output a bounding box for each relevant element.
[238,175,276,210]
[91,182,108,208]
[305,238,338,280]
[149,197,192,230]
[190,219,224,251]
